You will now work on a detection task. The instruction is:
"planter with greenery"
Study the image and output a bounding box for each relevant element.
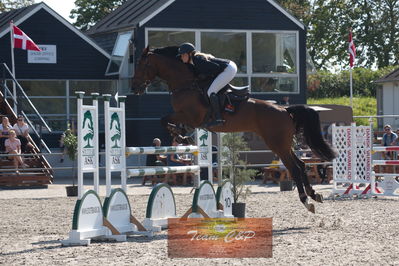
[222,133,257,218]
[63,126,78,196]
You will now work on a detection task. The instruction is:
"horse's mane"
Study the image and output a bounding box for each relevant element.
[152,46,179,59]
[151,45,196,75]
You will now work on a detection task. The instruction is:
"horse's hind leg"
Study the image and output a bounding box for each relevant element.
[277,151,315,213]
[160,112,198,144]
[292,154,323,203]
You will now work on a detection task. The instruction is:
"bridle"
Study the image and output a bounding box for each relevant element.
[138,54,157,88]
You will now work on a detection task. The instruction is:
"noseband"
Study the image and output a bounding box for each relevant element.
[140,54,157,87]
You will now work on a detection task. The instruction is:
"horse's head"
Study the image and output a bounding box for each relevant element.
[131,46,158,95]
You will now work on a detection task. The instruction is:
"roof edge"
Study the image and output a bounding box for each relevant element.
[0,2,110,59]
[267,0,305,30]
[139,0,175,27]
[0,3,42,38]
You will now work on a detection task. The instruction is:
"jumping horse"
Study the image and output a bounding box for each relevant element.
[131,46,337,213]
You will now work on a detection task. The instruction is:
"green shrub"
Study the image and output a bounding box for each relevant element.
[308,96,377,127]
[307,66,397,98]
[222,133,257,203]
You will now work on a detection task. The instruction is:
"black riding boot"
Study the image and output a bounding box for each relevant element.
[208,93,225,127]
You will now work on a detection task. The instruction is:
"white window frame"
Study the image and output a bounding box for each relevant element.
[145,27,300,94]
[106,31,134,76]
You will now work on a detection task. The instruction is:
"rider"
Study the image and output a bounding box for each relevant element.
[177,42,237,127]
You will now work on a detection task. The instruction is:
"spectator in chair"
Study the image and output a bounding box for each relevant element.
[381,124,397,160]
[13,115,34,153]
[144,138,166,185]
[146,138,166,167]
[0,116,12,152]
[167,138,192,185]
[5,129,28,175]
[280,96,290,105]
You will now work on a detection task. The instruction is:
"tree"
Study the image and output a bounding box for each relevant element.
[354,0,399,68]
[0,0,34,12]
[222,133,257,203]
[70,0,127,31]
[279,0,399,70]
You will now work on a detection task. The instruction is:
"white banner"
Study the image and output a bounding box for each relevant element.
[28,44,57,64]
[196,129,212,167]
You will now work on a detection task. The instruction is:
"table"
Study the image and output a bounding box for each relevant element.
[301,157,324,184]
[263,167,290,184]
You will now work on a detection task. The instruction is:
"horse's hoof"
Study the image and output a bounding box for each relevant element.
[184,136,195,145]
[315,193,323,203]
[175,135,184,144]
[306,203,315,214]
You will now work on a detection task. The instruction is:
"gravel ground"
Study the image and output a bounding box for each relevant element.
[0,183,398,265]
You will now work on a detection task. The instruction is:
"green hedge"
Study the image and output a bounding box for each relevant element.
[307,66,397,98]
[308,97,377,127]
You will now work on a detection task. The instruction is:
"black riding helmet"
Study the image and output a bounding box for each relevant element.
[177,42,196,56]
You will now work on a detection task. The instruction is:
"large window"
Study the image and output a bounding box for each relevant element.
[252,33,297,74]
[146,29,300,94]
[201,32,246,73]
[148,31,195,47]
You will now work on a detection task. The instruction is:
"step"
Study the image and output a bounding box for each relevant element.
[0,175,52,187]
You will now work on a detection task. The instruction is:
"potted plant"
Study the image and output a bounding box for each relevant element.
[63,126,78,196]
[222,133,257,218]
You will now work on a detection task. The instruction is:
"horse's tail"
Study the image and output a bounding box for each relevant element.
[286,105,337,161]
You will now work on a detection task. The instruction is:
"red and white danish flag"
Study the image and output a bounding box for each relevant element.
[348,30,356,68]
[12,24,41,51]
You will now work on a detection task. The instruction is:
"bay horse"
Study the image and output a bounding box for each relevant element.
[131,46,337,213]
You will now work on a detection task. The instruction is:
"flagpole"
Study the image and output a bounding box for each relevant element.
[350,67,353,109]
[9,21,17,114]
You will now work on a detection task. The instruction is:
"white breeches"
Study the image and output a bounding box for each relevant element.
[207,61,237,96]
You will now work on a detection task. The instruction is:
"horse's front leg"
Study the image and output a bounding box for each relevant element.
[161,112,197,145]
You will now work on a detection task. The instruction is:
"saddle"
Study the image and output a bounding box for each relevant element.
[202,83,250,114]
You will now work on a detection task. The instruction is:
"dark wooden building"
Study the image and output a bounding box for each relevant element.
[0,2,116,145]
[88,0,308,146]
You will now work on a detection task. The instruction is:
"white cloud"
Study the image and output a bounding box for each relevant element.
[35,0,76,22]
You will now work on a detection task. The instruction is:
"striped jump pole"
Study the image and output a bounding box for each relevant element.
[373,146,399,152]
[127,165,200,177]
[126,146,199,156]
[373,160,399,165]
[126,143,202,188]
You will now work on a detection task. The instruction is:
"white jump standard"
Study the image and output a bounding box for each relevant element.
[102,94,151,236]
[61,92,126,246]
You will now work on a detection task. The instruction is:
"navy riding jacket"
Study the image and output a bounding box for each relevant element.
[191,55,230,78]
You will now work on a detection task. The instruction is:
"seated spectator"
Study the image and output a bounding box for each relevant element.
[13,115,34,153]
[0,116,12,152]
[167,138,187,167]
[5,129,28,174]
[381,124,397,160]
[143,138,166,185]
[280,96,290,105]
[146,138,166,167]
[166,138,192,185]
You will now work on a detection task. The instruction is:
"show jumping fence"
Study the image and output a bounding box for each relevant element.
[61,92,234,246]
[332,123,399,197]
